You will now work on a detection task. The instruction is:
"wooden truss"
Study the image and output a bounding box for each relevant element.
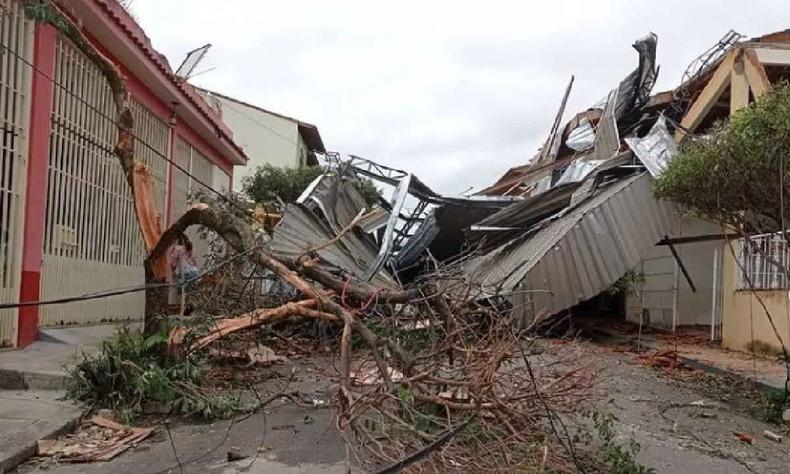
[676,42,790,140]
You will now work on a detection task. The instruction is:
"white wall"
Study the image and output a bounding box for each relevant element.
[627,216,723,329]
[206,95,301,189]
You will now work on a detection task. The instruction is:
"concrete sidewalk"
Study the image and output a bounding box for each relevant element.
[588,320,788,392]
[0,324,134,390]
[0,390,85,473]
[0,324,133,472]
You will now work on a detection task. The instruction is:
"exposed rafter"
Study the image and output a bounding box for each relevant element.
[677,45,780,139]
[744,49,772,98]
[676,49,736,141]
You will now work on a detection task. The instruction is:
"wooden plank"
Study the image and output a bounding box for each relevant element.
[676,50,736,141]
[752,47,790,66]
[730,56,750,114]
[743,49,772,98]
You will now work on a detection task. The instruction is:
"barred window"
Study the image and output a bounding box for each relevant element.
[737,233,790,290]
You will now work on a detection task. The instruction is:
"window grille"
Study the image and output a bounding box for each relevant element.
[45,36,143,266]
[736,233,790,290]
[130,100,169,214]
[0,0,33,346]
[172,138,218,263]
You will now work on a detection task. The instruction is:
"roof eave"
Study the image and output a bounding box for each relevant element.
[298,123,326,153]
[72,0,247,166]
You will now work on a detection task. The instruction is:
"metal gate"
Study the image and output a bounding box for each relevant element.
[39,35,168,327]
[626,255,677,330]
[0,0,33,347]
[172,138,215,263]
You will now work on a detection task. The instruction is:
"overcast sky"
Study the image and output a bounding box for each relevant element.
[130,0,788,195]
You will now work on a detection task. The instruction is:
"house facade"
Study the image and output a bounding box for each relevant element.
[196,89,325,189]
[626,31,790,353]
[0,0,246,348]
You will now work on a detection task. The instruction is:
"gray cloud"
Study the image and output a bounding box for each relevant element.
[131,0,789,194]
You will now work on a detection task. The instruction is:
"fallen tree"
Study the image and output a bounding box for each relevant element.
[140,201,607,471]
[27,4,627,470]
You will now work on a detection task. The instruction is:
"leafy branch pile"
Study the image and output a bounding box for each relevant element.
[66,328,242,423]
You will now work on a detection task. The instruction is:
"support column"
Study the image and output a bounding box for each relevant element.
[166,128,176,226]
[18,24,57,348]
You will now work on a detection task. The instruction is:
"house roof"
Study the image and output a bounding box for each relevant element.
[70,0,247,166]
[464,172,678,318]
[197,87,327,154]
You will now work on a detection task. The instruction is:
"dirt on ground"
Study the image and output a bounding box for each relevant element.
[583,338,790,474]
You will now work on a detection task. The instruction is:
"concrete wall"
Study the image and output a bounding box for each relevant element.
[627,216,723,329]
[209,95,301,188]
[721,246,790,353]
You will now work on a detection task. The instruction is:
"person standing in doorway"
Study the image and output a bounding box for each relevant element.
[169,235,199,315]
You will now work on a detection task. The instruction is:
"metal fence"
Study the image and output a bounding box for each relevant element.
[131,99,169,214]
[0,0,33,346]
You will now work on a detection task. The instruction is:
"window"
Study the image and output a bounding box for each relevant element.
[736,233,790,290]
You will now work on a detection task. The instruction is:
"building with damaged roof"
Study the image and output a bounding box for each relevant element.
[470,28,790,353]
[266,28,790,356]
[339,28,790,356]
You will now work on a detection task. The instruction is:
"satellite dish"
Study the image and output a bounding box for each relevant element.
[175,43,212,81]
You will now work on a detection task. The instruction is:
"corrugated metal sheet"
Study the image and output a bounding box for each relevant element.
[300,174,369,233]
[590,87,621,161]
[464,172,678,321]
[270,205,397,289]
[357,207,390,233]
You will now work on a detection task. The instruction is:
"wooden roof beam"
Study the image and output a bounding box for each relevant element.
[744,49,772,98]
[752,47,790,66]
[730,54,750,114]
[676,49,736,141]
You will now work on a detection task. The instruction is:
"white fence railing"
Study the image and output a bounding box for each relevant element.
[737,233,790,290]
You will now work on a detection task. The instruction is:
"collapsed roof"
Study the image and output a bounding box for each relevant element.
[273,29,790,323]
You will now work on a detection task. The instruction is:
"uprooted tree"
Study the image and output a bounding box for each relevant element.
[28,3,645,471]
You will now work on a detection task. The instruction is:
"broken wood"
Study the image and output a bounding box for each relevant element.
[744,48,773,98]
[169,299,323,354]
[37,416,154,463]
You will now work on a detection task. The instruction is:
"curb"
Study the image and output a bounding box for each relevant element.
[0,368,67,391]
[0,400,86,474]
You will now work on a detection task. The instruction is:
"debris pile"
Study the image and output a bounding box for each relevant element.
[140,31,696,471]
[141,166,606,471]
[37,416,154,463]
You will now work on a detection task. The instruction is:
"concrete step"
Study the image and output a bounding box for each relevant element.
[0,323,133,390]
[0,390,85,473]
